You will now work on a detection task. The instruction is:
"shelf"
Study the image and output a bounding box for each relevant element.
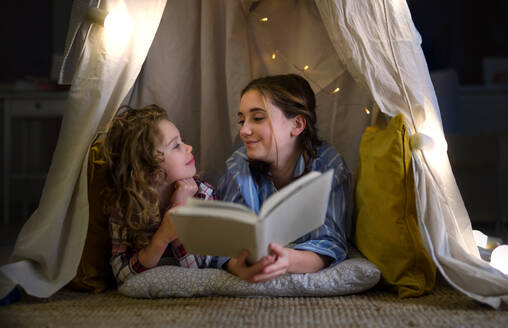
[2,91,67,224]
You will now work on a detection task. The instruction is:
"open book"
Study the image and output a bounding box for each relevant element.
[171,170,333,263]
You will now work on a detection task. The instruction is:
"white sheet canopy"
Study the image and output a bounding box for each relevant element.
[1,0,507,308]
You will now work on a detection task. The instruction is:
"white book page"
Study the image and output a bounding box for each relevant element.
[171,213,260,260]
[174,206,259,225]
[184,198,253,214]
[261,170,333,247]
[259,171,321,219]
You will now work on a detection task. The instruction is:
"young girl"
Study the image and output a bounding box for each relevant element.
[218,74,352,283]
[104,104,227,285]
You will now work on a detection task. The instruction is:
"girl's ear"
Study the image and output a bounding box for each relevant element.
[291,115,306,137]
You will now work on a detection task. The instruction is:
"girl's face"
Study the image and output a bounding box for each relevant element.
[238,90,298,164]
[156,119,196,184]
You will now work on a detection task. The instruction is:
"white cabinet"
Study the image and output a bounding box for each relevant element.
[2,91,68,224]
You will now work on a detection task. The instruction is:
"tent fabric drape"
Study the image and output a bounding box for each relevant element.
[315,0,508,308]
[129,0,373,184]
[127,0,250,183]
[0,0,167,298]
[1,0,507,309]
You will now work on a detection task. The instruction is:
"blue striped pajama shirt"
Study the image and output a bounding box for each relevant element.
[217,144,352,266]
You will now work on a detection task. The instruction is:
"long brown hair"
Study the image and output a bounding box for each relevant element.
[241,74,322,176]
[103,104,168,249]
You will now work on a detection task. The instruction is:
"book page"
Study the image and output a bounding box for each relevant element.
[171,210,262,260]
[184,198,253,214]
[174,206,258,225]
[261,170,333,248]
[259,171,321,219]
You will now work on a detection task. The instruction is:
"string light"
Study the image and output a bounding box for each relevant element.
[253,13,347,101]
[364,108,371,115]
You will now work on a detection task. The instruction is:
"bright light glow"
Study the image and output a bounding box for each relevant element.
[490,245,508,275]
[104,10,134,55]
[303,65,309,71]
[271,53,276,60]
[410,133,435,151]
[332,87,340,94]
[259,17,268,22]
[473,230,488,249]
[364,108,371,115]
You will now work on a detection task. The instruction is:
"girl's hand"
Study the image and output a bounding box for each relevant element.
[226,250,276,282]
[170,178,198,206]
[251,243,292,282]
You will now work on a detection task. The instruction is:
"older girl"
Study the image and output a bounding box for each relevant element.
[218,74,352,282]
[104,104,227,285]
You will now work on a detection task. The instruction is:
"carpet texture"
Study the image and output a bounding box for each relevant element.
[1,283,507,327]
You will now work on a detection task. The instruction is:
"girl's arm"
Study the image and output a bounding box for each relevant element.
[137,210,178,268]
[138,178,198,267]
[110,211,178,285]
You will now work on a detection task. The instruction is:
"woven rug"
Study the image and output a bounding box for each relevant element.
[1,283,507,328]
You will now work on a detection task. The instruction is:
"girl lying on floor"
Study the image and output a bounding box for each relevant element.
[103,104,228,285]
[218,74,352,282]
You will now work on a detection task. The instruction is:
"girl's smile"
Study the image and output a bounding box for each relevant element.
[237,90,299,166]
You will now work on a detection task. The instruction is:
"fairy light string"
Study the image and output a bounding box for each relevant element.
[256,12,370,115]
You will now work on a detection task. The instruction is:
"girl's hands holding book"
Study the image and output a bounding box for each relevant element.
[226,250,276,282]
[250,243,331,282]
[251,243,292,282]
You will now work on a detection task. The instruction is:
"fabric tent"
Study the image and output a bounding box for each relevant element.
[1,0,507,309]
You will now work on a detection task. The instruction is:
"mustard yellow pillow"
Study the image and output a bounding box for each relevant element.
[354,114,436,298]
[68,138,115,293]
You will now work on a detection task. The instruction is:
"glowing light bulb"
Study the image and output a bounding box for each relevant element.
[303,65,309,71]
[364,108,371,115]
[103,10,134,54]
[332,87,340,94]
[104,11,133,36]
[490,245,508,275]
[259,17,268,22]
[409,133,435,151]
[271,53,276,60]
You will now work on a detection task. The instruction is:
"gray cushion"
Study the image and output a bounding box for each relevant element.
[118,252,380,298]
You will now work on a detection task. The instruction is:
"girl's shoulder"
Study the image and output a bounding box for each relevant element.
[225,146,249,170]
[314,143,350,175]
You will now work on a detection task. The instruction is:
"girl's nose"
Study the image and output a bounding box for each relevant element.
[186,143,192,153]
[239,122,252,136]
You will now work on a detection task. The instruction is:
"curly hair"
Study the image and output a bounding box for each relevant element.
[103,104,169,249]
[241,74,322,177]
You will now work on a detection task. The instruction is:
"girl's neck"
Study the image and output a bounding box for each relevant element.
[269,146,302,190]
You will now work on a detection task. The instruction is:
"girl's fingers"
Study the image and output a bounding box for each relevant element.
[245,256,272,277]
[262,260,286,274]
[237,250,249,263]
[252,269,287,282]
[268,242,284,255]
